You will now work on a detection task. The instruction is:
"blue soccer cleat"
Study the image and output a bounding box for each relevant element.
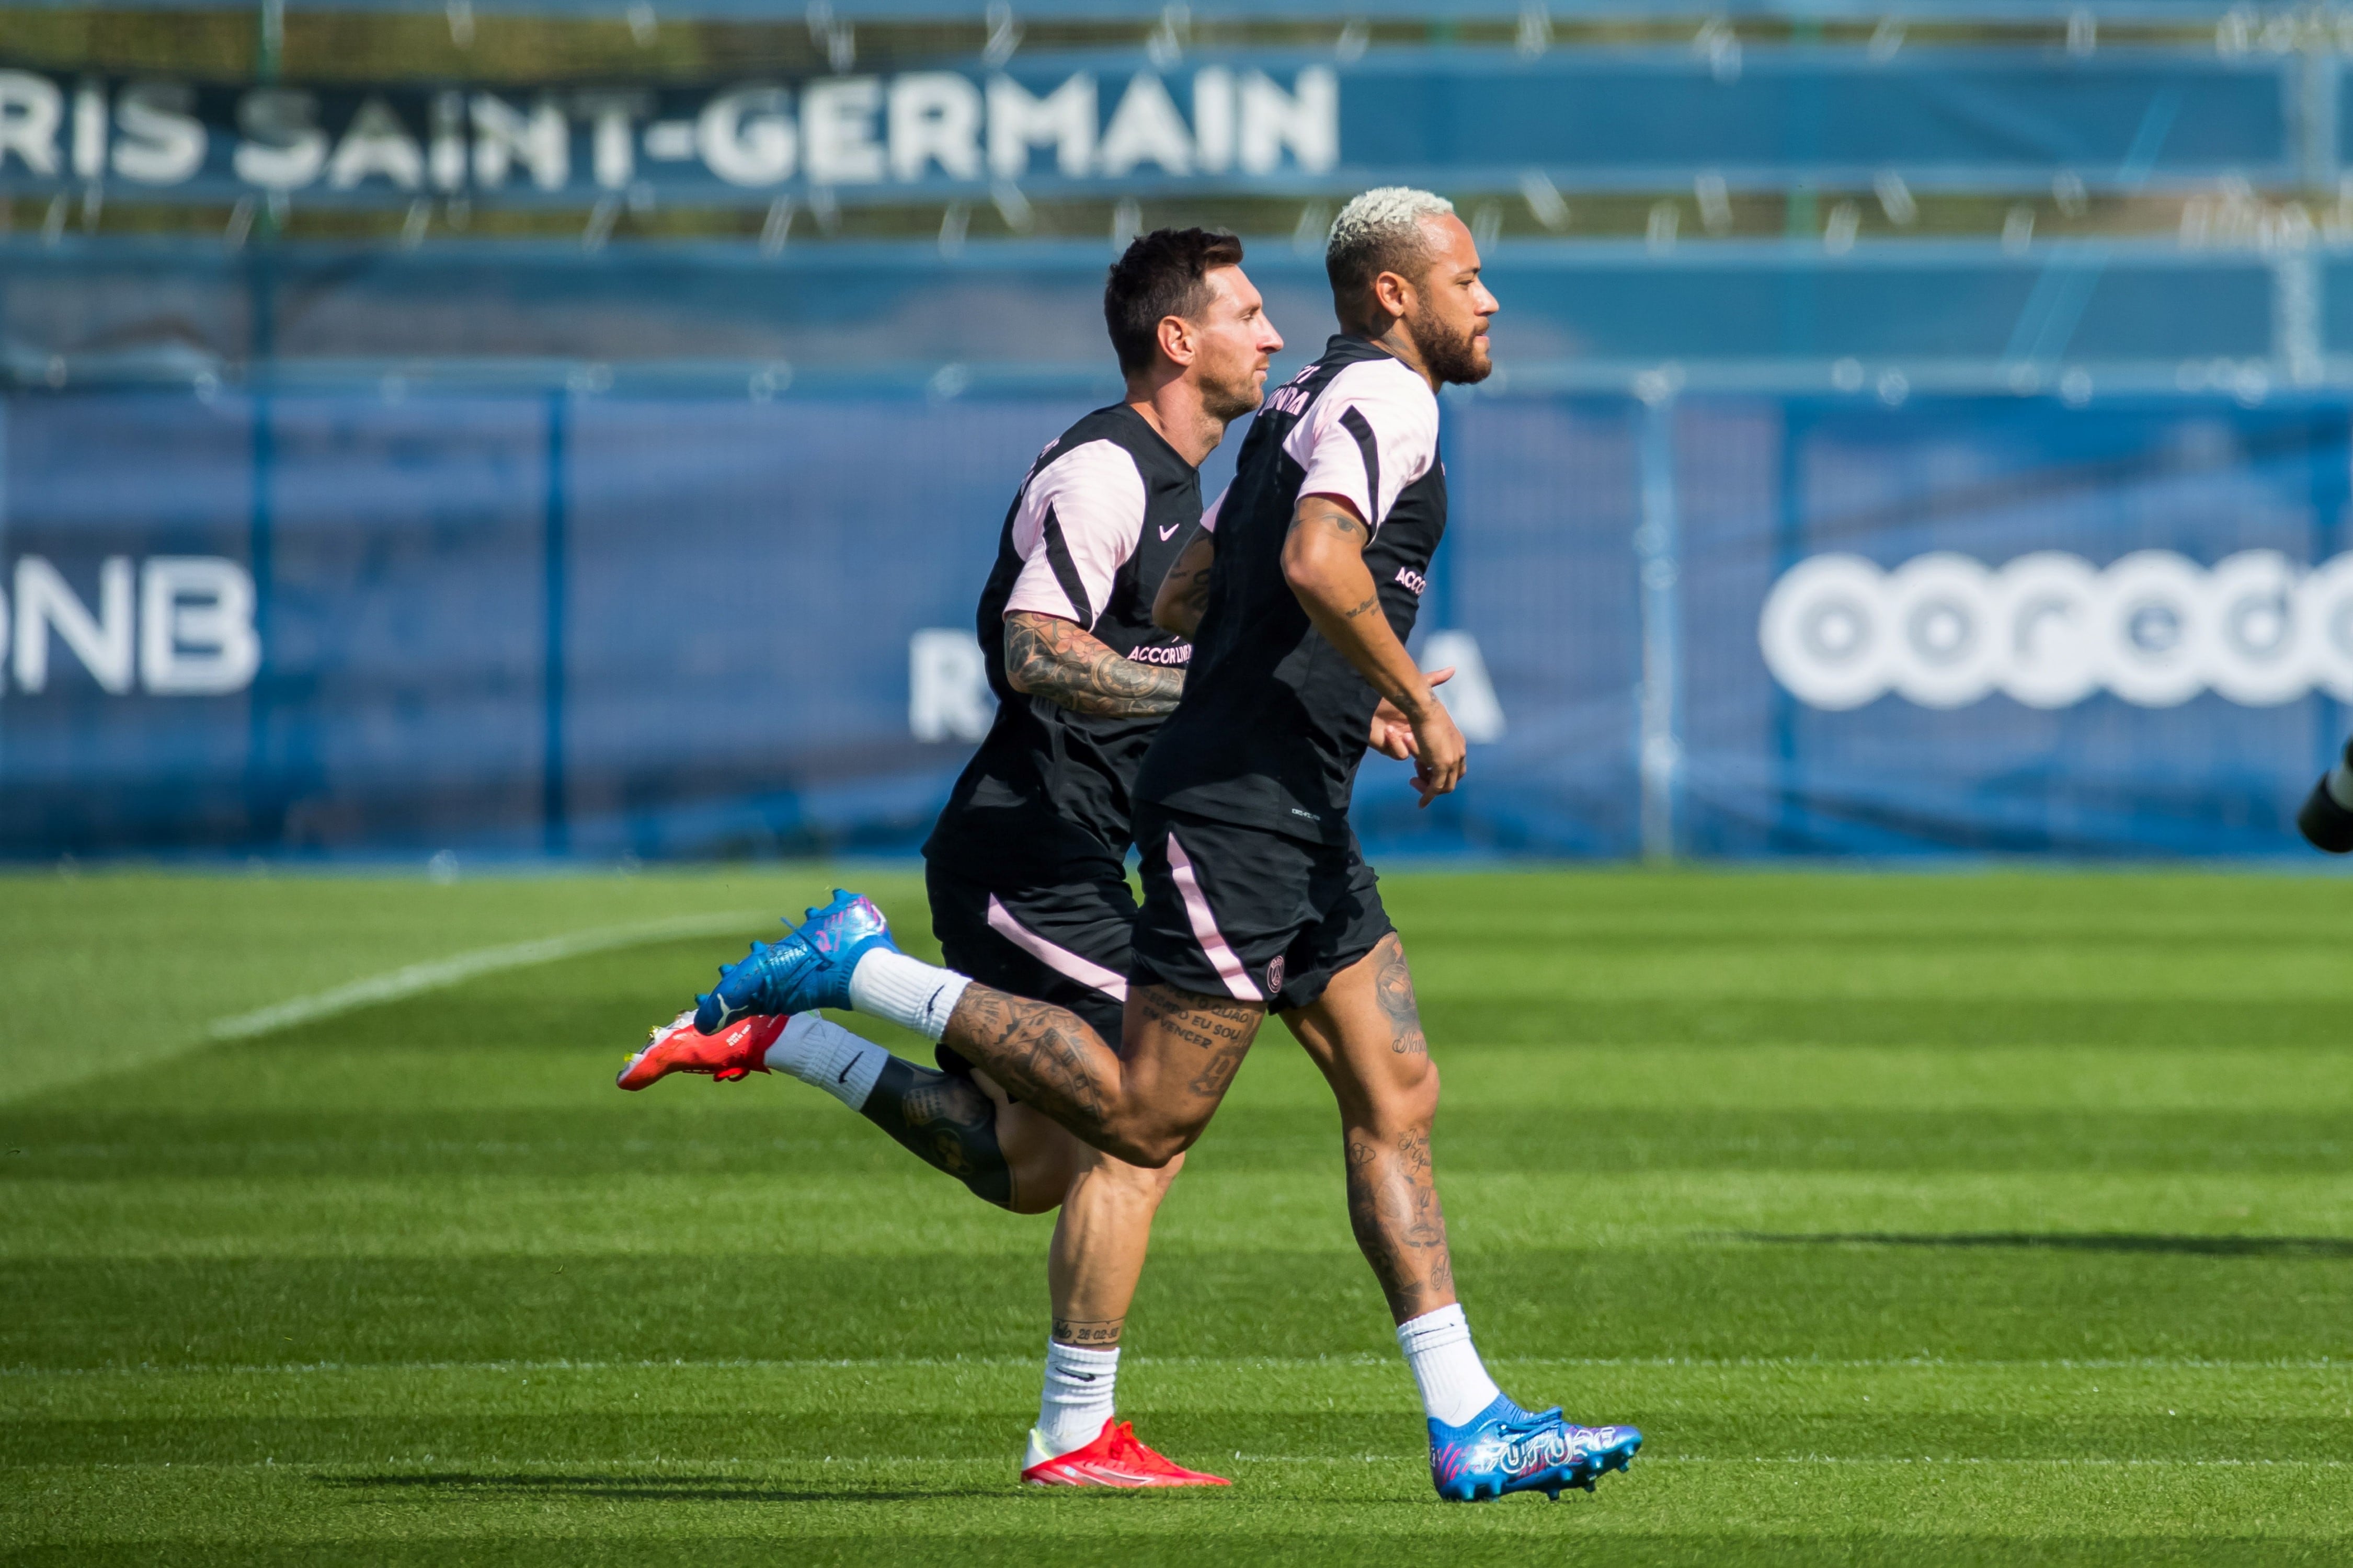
[1427,1393,1642,1502]
[693,889,900,1034]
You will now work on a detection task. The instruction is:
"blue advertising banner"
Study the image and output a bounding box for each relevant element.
[2,385,2346,862]
[1680,396,2351,857]
[0,47,2294,210]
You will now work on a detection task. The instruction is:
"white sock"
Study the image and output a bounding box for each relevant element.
[847,949,972,1042]
[762,1014,887,1110]
[1036,1339,1119,1457]
[1397,1303,1502,1427]
[2329,748,2353,809]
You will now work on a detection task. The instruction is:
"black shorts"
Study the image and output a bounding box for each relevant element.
[924,860,1136,1073]
[1129,803,1393,1013]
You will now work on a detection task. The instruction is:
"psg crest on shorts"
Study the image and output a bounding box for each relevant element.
[1265,956,1286,995]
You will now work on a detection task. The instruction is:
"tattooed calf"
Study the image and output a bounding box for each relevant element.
[1343,1126,1457,1321]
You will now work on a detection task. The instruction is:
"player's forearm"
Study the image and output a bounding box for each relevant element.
[1152,534,1216,637]
[1282,516,1435,720]
[1004,611,1184,718]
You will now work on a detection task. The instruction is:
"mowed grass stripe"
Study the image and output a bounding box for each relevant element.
[11,1171,2353,1260]
[5,869,2352,1562]
[13,1106,2353,1175]
[8,1241,2352,1366]
[6,1457,2352,1562]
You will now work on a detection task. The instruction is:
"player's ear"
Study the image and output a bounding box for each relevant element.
[1157,313,1196,368]
[1372,269,1413,325]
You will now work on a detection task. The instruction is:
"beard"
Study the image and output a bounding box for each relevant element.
[1200,362,1265,424]
[1408,303,1491,386]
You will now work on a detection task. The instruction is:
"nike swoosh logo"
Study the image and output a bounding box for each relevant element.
[1158,523,1180,541]
[837,1060,854,1083]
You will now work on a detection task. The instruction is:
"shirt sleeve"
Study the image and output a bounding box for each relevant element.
[1198,483,1229,534]
[1002,440,1147,629]
[1284,359,1440,532]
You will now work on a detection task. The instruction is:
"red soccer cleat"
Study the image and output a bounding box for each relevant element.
[1020,1418,1232,1488]
[616,1009,790,1091]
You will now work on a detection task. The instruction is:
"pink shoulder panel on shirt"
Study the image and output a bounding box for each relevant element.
[1283,357,1440,531]
[1199,483,1229,534]
[1003,439,1149,628]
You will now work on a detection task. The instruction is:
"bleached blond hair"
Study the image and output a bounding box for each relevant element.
[1324,187,1456,296]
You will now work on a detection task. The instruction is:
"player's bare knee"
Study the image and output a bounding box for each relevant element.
[1361,1058,1440,1139]
[1135,1146,1186,1198]
[1121,1115,1197,1170]
[1090,1113,1169,1169]
[1086,1144,1185,1200]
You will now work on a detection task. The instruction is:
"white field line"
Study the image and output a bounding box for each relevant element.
[205,911,770,1043]
[7,1354,2350,1378]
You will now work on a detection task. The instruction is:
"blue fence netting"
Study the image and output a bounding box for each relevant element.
[0,241,2298,390]
[5,377,2351,862]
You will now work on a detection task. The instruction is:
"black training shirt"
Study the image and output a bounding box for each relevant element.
[924,403,1202,884]
[1136,335,1447,844]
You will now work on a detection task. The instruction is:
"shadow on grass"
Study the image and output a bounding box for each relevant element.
[1719,1232,2353,1259]
[316,1471,1007,1504]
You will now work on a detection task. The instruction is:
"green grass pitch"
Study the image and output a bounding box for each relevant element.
[3,866,2351,1565]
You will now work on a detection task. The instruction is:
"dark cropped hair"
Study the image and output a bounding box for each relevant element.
[1104,227,1246,374]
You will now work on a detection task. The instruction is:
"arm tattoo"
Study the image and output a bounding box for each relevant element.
[1372,936,1428,1056]
[1292,495,1368,546]
[1160,550,1215,634]
[1340,595,1380,620]
[1004,611,1184,718]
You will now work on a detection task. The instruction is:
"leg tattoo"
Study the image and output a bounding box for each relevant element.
[1372,935,1428,1056]
[859,1058,1014,1208]
[1050,1316,1125,1347]
[1344,1126,1455,1321]
[944,987,1115,1139]
[1135,985,1262,1100]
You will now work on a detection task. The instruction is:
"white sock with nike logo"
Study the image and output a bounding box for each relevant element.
[1397,1303,1503,1427]
[847,949,973,1041]
[1036,1339,1120,1458]
[761,1013,887,1110]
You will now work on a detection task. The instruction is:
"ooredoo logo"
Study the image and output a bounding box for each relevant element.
[1760,550,2353,711]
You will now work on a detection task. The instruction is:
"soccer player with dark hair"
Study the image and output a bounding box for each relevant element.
[684,190,1643,1503]
[620,227,1282,1486]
